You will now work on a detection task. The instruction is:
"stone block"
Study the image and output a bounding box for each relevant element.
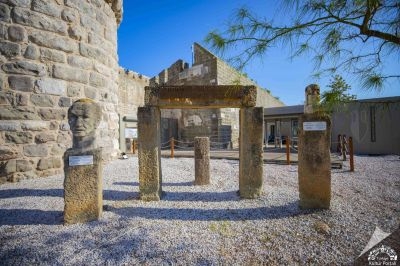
[194,137,210,185]
[24,44,39,60]
[0,41,20,57]
[0,121,21,131]
[67,84,82,97]
[51,143,66,156]
[239,107,264,199]
[23,144,48,157]
[16,159,32,172]
[79,43,108,65]
[21,120,48,131]
[12,7,67,34]
[61,8,78,23]
[38,108,66,120]
[84,86,97,99]
[35,77,66,95]
[0,4,11,22]
[68,25,86,41]
[93,63,110,77]
[58,97,71,107]
[0,0,31,7]
[2,61,46,76]
[29,30,77,53]
[138,106,162,201]
[5,131,33,144]
[7,25,27,42]
[37,157,61,170]
[65,0,93,18]
[53,64,88,83]
[2,159,16,174]
[40,47,66,63]
[32,0,61,18]
[89,72,106,88]
[8,75,34,92]
[35,132,56,143]
[67,55,92,70]
[298,114,331,209]
[0,106,39,120]
[80,14,103,35]
[0,145,18,160]
[63,148,103,224]
[59,121,70,131]
[30,94,55,107]
[0,91,13,105]
[15,93,29,106]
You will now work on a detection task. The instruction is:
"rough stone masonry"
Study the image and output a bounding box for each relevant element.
[0,0,122,184]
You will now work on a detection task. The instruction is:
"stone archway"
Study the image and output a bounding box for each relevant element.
[137,85,264,201]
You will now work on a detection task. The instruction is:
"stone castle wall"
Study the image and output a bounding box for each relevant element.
[0,0,122,183]
[118,68,148,117]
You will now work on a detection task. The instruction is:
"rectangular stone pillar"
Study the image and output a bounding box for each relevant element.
[298,114,331,209]
[64,148,103,224]
[138,106,162,201]
[239,107,264,198]
[194,137,210,185]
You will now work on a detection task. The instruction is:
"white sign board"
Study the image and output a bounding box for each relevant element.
[69,155,94,166]
[125,128,138,139]
[303,121,327,131]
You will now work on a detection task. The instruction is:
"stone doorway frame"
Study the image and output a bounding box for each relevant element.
[137,85,264,201]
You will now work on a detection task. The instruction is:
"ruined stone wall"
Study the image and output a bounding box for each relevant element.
[0,0,122,183]
[118,68,148,117]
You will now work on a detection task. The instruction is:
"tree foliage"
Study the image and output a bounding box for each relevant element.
[320,75,356,113]
[205,0,400,90]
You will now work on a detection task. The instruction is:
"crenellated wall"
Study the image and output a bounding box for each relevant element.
[0,0,123,183]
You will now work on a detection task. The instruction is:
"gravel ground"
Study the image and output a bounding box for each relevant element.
[0,155,399,265]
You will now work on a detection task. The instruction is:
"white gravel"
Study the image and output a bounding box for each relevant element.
[0,155,399,265]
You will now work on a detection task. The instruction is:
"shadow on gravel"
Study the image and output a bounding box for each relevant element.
[109,201,312,221]
[0,209,63,225]
[0,189,63,199]
[162,191,239,202]
[113,181,194,187]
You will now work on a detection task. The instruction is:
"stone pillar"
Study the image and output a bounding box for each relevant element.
[64,148,103,224]
[239,107,264,199]
[298,84,331,209]
[194,137,210,185]
[138,106,162,201]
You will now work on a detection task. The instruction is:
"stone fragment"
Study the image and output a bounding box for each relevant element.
[8,75,34,92]
[5,131,33,144]
[30,94,54,107]
[0,121,21,131]
[12,7,67,34]
[21,120,48,131]
[37,157,61,170]
[24,44,39,60]
[0,4,11,22]
[40,47,66,63]
[32,0,61,18]
[58,97,71,107]
[29,30,77,53]
[35,77,66,95]
[35,132,56,143]
[53,64,88,83]
[16,160,32,172]
[38,108,66,120]
[7,24,26,42]
[2,61,46,76]
[0,106,38,120]
[194,137,210,185]
[23,144,48,157]
[0,41,20,57]
[0,145,18,160]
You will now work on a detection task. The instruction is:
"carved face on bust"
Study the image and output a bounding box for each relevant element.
[68,99,101,138]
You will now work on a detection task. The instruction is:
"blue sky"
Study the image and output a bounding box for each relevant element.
[118,0,399,106]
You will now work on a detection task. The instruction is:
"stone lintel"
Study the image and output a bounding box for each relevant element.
[145,85,257,109]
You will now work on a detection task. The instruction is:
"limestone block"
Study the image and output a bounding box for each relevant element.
[40,47,66,63]
[21,120,48,131]
[65,0,93,17]
[61,8,78,23]
[38,108,66,120]
[5,131,33,144]
[2,60,46,76]
[138,106,162,201]
[239,107,264,199]
[0,4,11,22]
[15,93,28,106]
[1,0,31,8]
[79,43,108,65]
[30,94,55,107]
[298,114,331,209]
[194,137,210,185]
[23,144,48,157]
[80,14,103,35]
[24,44,39,60]
[7,25,27,42]
[53,64,88,83]
[93,63,110,77]
[84,86,97,99]
[12,7,67,34]
[0,106,39,120]
[0,121,21,131]
[63,148,103,224]
[0,41,20,57]
[35,77,67,95]
[35,132,56,143]
[89,72,107,88]
[68,25,86,41]
[59,121,70,131]
[51,143,67,156]
[16,159,32,172]
[67,84,82,97]
[8,75,34,92]
[37,157,61,170]
[0,91,12,104]
[0,145,18,160]
[67,55,92,70]
[32,0,61,18]
[59,97,71,107]
[29,30,78,53]
[2,159,16,174]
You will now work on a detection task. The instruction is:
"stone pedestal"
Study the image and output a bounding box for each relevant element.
[298,114,331,209]
[138,106,162,201]
[63,148,103,224]
[239,107,264,198]
[194,137,210,185]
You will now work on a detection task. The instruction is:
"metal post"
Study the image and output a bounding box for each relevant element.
[286,137,290,165]
[349,137,354,172]
[170,137,174,158]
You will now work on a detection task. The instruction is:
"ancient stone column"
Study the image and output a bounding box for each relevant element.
[239,107,264,199]
[64,99,103,224]
[138,106,162,201]
[194,137,210,185]
[298,84,331,209]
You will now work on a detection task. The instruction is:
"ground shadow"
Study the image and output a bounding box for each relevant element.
[162,191,239,202]
[0,209,63,225]
[0,188,63,199]
[113,181,194,187]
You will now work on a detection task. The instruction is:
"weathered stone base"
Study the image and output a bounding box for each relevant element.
[239,107,264,199]
[138,106,162,201]
[63,148,103,224]
[194,137,210,185]
[298,114,331,209]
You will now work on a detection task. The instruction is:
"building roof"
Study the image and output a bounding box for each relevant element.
[264,105,304,118]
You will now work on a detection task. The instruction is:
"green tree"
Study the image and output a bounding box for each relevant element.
[205,0,400,90]
[320,75,356,113]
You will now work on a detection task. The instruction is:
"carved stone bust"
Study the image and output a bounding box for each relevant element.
[68,99,101,150]
[304,84,320,114]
